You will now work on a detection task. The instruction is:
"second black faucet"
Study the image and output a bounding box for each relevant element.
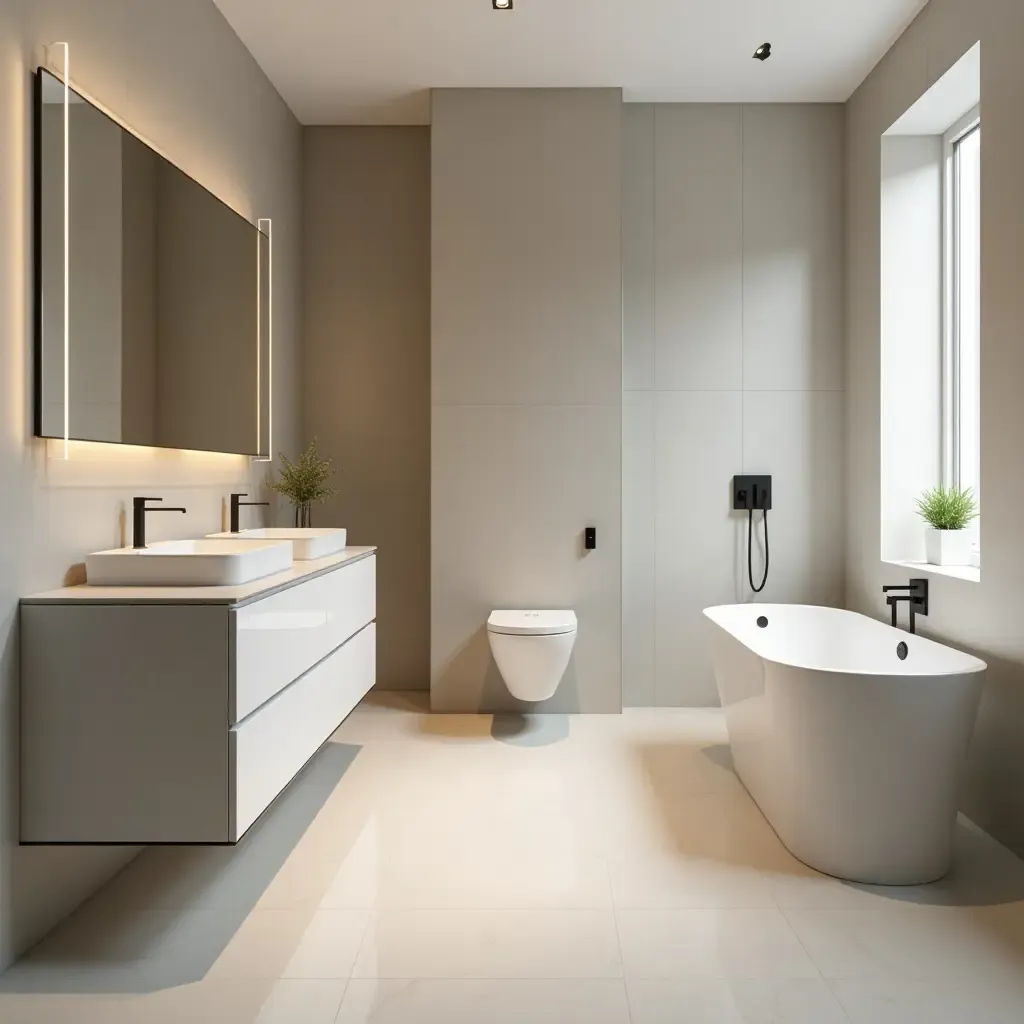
[230,493,270,534]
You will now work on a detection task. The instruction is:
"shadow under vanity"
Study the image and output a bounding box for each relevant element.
[20,549,376,844]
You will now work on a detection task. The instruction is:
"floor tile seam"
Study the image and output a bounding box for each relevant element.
[326,978,630,1024]
[364,902,643,914]
[822,977,856,1023]
[609,900,789,911]
[610,968,847,981]
[325,977,351,1024]
[335,905,377,984]
[346,972,629,981]
[329,975,632,980]
[328,903,618,911]
[610,903,635,1024]
[776,904,837,987]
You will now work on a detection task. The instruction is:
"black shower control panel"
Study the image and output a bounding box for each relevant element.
[585,527,597,550]
[733,475,772,511]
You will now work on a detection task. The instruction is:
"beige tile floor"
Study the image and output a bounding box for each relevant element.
[3,694,1024,1022]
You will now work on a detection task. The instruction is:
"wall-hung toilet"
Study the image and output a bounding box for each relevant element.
[487,610,578,702]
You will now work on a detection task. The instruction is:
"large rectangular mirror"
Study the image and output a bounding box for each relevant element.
[34,68,270,456]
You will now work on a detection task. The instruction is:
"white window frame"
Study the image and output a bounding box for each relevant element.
[941,105,981,491]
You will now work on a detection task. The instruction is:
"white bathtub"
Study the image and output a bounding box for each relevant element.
[704,604,986,884]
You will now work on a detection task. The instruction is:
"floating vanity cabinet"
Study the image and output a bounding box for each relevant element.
[21,549,376,844]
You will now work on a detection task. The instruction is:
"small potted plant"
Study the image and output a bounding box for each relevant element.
[269,439,338,528]
[916,485,978,566]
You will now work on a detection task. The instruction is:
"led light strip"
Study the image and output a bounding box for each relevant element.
[54,42,71,459]
[256,217,273,461]
[256,220,261,454]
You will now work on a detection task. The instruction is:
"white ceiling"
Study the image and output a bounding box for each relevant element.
[212,0,928,125]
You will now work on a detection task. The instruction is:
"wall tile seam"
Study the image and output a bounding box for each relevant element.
[624,389,846,394]
[652,104,660,393]
[740,105,746,467]
[651,105,660,710]
[619,106,629,708]
[430,402,624,409]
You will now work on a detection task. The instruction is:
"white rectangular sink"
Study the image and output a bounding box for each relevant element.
[85,539,293,587]
[207,528,348,561]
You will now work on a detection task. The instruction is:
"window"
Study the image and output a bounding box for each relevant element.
[879,44,981,579]
[943,109,981,515]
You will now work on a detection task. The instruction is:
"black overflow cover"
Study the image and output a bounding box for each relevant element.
[757,616,768,628]
[897,641,909,661]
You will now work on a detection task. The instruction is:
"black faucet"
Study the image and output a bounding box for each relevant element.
[882,578,929,634]
[230,493,270,534]
[133,497,187,549]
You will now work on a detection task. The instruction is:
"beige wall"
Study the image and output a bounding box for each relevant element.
[0,0,301,967]
[624,103,847,706]
[303,127,431,691]
[845,0,1024,853]
[430,89,623,714]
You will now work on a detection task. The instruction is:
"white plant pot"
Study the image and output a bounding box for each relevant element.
[925,528,972,567]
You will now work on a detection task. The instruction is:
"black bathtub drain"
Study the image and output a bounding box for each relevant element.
[756,616,768,628]
[897,641,909,661]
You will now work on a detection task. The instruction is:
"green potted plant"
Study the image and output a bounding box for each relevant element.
[916,485,978,566]
[269,439,338,528]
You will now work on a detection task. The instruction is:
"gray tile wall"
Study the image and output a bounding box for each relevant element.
[430,89,623,713]
[623,103,847,707]
[303,127,431,691]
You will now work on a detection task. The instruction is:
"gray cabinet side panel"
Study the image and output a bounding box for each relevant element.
[21,604,230,843]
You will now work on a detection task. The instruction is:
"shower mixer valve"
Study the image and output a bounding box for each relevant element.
[733,475,772,511]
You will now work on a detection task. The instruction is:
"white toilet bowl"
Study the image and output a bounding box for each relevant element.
[487,610,577,702]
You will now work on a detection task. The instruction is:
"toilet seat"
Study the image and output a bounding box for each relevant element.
[487,610,577,636]
[486,610,578,702]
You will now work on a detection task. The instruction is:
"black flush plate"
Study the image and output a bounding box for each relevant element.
[584,527,597,550]
[733,475,772,511]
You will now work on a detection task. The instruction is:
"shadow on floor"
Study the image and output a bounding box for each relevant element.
[490,713,570,747]
[359,690,431,713]
[0,742,362,995]
[417,713,496,742]
[637,739,1024,907]
[351,691,500,743]
[844,822,1024,908]
[699,743,736,773]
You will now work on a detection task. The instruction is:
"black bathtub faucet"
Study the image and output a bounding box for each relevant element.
[882,578,929,635]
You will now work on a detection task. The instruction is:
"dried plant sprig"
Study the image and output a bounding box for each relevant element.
[269,438,338,507]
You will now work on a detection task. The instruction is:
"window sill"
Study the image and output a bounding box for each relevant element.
[885,559,980,583]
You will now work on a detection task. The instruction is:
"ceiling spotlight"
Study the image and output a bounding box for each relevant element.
[493,0,513,9]
[753,42,772,61]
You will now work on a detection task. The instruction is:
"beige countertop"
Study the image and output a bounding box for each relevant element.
[22,547,377,608]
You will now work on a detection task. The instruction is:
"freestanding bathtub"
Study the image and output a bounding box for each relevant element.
[704,604,986,885]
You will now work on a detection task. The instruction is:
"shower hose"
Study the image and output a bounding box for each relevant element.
[748,508,769,593]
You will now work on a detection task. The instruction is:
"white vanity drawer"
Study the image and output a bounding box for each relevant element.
[232,554,375,721]
[231,622,375,840]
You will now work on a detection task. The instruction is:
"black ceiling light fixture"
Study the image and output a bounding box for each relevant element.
[753,42,772,61]
[493,0,513,9]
